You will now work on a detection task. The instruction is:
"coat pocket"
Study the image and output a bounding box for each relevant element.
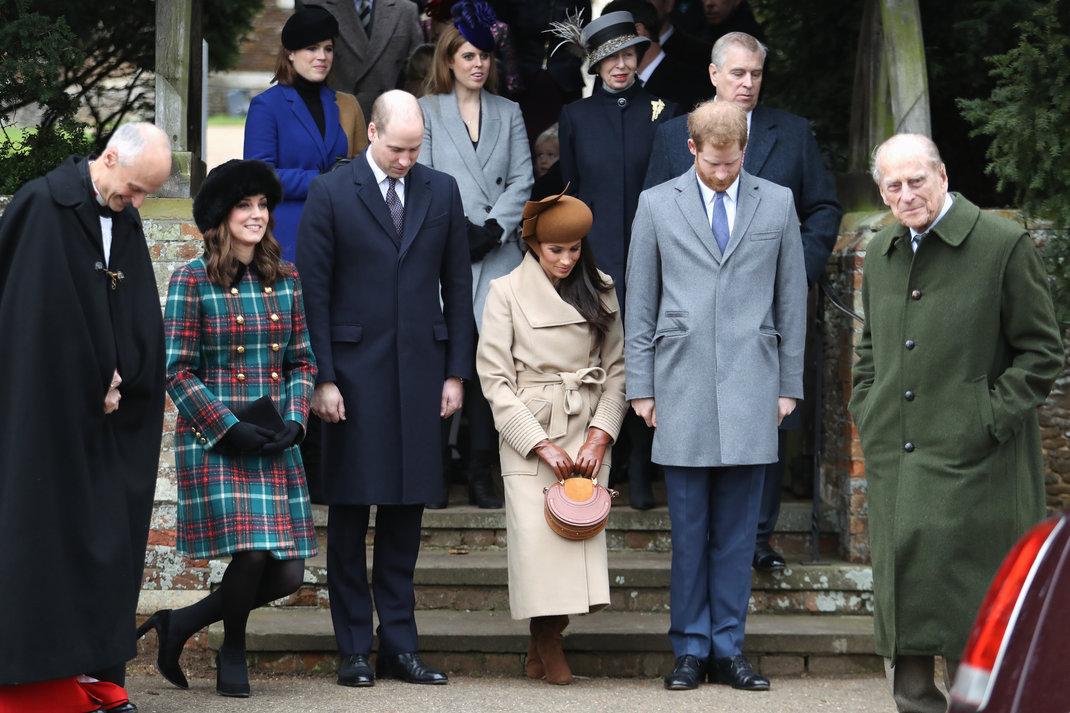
[654,310,689,340]
[331,324,363,343]
[750,231,779,241]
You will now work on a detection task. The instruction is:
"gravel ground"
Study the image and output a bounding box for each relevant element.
[128,673,901,713]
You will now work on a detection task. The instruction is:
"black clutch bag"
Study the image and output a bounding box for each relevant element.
[233,396,286,433]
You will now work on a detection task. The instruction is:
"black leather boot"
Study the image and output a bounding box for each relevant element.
[467,450,503,509]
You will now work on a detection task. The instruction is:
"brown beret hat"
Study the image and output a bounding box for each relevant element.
[521,185,593,247]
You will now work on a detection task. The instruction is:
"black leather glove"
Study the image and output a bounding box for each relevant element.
[467,218,501,262]
[261,420,304,454]
[220,422,275,453]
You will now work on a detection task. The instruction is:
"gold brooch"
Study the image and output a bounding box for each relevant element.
[651,99,665,121]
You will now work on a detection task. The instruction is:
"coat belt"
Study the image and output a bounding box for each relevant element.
[515,367,607,439]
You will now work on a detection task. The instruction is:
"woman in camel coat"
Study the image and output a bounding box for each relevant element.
[477,189,626,684]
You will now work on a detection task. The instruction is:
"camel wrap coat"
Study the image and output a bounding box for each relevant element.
[477,253,627,619]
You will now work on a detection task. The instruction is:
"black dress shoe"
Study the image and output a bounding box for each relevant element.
[752,544,786,572]
[664,654,705,690]
[709,655,770,690]
[467,451,503,509]
[376,652,448,684]
[215,646,251,698]
[136,610,190,689]
[105,703,137,713]
[337,654,375,687]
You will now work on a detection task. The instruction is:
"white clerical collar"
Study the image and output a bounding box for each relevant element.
[909,193,954,240]
[366,148,404,191]
[638,50,666,84]
[659,25,674,44]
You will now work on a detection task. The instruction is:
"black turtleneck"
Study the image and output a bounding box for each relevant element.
[293,75,326,137]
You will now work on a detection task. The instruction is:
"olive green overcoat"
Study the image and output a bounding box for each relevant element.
[848,194,1063,660]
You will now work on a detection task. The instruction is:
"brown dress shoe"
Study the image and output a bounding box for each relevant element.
[530,615,572,685]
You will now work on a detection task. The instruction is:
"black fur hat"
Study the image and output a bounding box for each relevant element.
[193,159,283,234]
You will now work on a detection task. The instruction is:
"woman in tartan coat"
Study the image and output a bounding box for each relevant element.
[139,160,318,698]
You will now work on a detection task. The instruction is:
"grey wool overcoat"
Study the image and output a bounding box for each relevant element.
[418,89,533,327]
[624,168,807,466]
[477,253,627,619]
[849,194,1063,660]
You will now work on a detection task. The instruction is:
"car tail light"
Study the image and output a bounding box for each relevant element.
[951,517,1063,709]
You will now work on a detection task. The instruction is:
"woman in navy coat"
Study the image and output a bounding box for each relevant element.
[555,10,676,509]
[244,6,367,261]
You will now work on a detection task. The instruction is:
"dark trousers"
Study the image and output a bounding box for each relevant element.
[664,464,764,659]
[756,431,788,546]
[465,365,497,454]
[326,504,424,656]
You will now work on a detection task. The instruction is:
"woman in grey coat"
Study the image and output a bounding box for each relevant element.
[418,0,533,508]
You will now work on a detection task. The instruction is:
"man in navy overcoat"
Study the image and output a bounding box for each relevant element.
[296,91,473,687]
[644,31,842,570]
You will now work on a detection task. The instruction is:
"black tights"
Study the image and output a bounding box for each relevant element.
[167,552,304,653]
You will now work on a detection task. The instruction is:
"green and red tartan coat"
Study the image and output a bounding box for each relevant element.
[164,257,318,559]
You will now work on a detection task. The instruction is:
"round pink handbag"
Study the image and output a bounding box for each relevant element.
[543,476,618,540]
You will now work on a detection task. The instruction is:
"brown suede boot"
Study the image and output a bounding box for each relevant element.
[531,615,572,685]
[524,620,544,679]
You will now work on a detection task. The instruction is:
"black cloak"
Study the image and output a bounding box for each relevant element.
[0,156,165,684]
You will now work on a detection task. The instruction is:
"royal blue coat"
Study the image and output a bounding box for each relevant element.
[244,83,350,261]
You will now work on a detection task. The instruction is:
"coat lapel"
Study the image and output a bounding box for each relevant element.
[48,157,104,256]
[439,92,491,199]
[743,106,776,176]
[282,85,328,164]
[323,0,368,64]
[511,252,586,327]
[359,0,400,80]
[399,163,432,257]
[475,91,501,170]
[322,86,342,158]
[723,171,760,264]
[673,169,721,263]
[353,153,400,247]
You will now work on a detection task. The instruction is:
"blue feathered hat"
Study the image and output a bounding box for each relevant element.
[451,0,498,52]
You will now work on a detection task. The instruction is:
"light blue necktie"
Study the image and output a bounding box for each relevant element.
[711,191,730,253]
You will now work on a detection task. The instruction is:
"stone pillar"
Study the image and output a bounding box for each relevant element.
[843,0,931,211]
[155,0,206,198]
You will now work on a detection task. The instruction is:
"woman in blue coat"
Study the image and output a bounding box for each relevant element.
[244,6,367,261]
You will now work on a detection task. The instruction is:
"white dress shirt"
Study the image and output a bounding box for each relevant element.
[366,149,405,207]
[697,173,741,239]
[910,193,954,252]
[638,50,667,85]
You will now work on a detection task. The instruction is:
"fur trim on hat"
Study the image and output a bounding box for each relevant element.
[193,159,283,234]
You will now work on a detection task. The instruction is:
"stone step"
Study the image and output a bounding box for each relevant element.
[204,608,881,678]
[139,551,872,616]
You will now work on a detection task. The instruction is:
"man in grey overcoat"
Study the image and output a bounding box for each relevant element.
[304,0,424,116]
[625,100,806,691]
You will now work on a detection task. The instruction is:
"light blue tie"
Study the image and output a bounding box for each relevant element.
[711,191,730,253]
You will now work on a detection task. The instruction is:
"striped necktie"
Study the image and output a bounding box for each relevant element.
[356,0,372,35]
[711,191,730,253]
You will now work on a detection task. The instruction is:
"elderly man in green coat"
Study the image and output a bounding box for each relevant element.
[849,133,1063,713]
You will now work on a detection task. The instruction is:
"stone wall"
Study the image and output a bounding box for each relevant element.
[822,210,1070,563]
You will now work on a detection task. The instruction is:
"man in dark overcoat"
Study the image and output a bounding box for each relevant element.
[850,133,1063,713]
[644,31,842,570]
[296,90,473,687]
[0,123,171,710]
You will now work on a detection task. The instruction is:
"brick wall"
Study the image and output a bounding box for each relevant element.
[822,210,1070,563]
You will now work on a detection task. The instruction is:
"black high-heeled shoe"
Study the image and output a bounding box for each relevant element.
[136,610,189,689]
[216,646,251,697]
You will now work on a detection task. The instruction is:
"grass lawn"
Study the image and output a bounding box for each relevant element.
[207,114,246,127]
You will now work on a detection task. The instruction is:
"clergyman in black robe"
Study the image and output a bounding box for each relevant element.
[0,123,171,710]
